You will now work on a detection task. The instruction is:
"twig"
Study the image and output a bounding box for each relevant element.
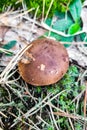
[42,22,85,37]
[83,81,87,130]
[53,111,79,119]
[23,15,85,37]
[70,90,85,104]
[9,8,35,20]
[24,90,66,118]
[67,111,75,130]
[45,0,54,20]
[68,117,75,130]
[0,44,32,84]
[0,127,3,130]
[49,104,59,130]
[0,111,7,118]
[9,110,40,130]
[36,115,51,127]
[31,6,39,32]
[42,0,45,21]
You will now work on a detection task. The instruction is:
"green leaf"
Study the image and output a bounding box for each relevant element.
[53,17,73,31]
[2,40,17,50]
[45,32,74,42]
[5,51,14,56]
[80,32,87,42]
[68,22,81,34]
[44,32,73,48]
[80,33,87,46]
[45,12,73,32]
[64,44,71,48]
[0,48,14,56]
[54,10,65,19]
[45,18,52,26]
[69,0,82,22]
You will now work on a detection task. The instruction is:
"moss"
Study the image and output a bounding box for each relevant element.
[0,0,85,17]
[0,0,21,12]
[24,0,73,18]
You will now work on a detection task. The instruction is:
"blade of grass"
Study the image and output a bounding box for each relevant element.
[45,0,54,21]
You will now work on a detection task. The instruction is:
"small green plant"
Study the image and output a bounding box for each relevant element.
[44,0,86,43]
[44,65,85,129]
[0,64,85,129]
[0,0,21,12]
[24,0,73,18]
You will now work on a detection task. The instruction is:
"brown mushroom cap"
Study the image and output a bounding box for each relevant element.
[18,38,69,86]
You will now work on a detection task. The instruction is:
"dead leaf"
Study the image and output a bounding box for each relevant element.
[81,3,87,32]
[0,26,10,41]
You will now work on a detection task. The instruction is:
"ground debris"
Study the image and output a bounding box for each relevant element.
[67,44,87,68]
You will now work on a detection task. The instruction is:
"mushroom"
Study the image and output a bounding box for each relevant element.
[18,38,69,86]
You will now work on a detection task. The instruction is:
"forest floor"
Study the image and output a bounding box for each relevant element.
[0,1,87,130]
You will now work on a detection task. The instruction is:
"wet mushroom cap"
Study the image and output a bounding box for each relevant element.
[18,38,69,86]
